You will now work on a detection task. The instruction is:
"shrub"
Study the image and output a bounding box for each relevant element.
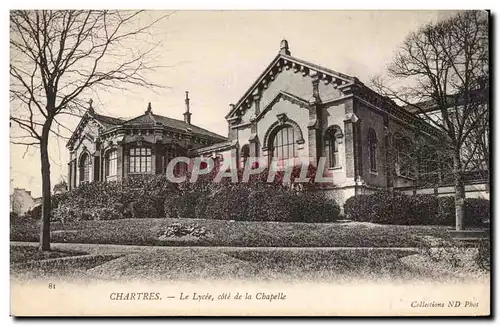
[438,196,490,227]
[290,191,341,223]
[165,177,341,223]
[437,196,455,225]
[159,223,209,238]
[10,212,19,223]
[53,175,177,221]
[344,191,490,227]
[344,195,375,222]
[466,198,490,227]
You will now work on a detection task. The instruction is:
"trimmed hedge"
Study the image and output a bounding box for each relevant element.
[51,164,341,223]
[52,175,177,222]
[164,182,340,223]
[164,166,341,223]
[344,191,489,227]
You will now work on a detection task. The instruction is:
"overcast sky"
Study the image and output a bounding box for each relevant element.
[10,10,459,197]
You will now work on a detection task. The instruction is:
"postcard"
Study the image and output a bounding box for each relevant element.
[9,9,491,317]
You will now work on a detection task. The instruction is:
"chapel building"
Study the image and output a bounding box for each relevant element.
[195,40,442,204]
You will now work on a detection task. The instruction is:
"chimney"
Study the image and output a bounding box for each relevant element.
[145,102,153,115]
[280,39,290,56]
[183,91,192,124]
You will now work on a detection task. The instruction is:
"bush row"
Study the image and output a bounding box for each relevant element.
[50,165,341,223]
[51,174,176,222]
[344,191,490,227]
[164,182,340,223]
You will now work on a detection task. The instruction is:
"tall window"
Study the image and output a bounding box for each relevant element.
[270,125,296,162]
[79,153,90,182]
[164,146,187,176]
[325,126,342,168]
[129,147,152,173]
[418,146,440,184]
[394,134,414,178]
[240,144,250,168]
[368,129,377,172]
[105,150,117,177]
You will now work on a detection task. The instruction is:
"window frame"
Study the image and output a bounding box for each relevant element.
[128,147,152,173]
[325,126,343,169]
[240,144,250,169]
[393,134,415,179]
[269,124,297,165]
[164,145,187,176]
[105,149,118,178]
[79,152,90,183]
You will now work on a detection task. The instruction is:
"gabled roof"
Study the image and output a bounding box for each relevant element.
[67,107,227,150]
[225,48,358,119]
[152,113,227,140]
[93,113,125,128]
[119,112,226,140]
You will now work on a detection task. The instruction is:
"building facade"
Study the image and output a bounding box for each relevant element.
[199,40,442,204]
[66,93,227,190]
[67,40,454,205]
[10,188,38,216]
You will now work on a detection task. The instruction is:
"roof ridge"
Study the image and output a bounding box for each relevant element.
[226,52,360,119]
[151,113,227,139]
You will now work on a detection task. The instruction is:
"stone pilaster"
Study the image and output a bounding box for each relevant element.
[93,155,100,182]
[383,114,394,190]
[343,99,359,179]
[154,141,163,174]
[72,159,77,188]
[307,75,322,167]
[67,161,73,190]
[117,142,124,181]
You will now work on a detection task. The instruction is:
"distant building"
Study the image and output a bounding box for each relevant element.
[10,188,36,216]
[66,93,227,190]
[53,181,68,195]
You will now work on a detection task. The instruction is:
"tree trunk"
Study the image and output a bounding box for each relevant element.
[453,152,466,231]
[39,121,52,251]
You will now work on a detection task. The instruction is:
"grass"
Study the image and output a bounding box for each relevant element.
[11,217,452,248]
[10,243,489,283]
[10,244,121,282]
[10,246,86,264]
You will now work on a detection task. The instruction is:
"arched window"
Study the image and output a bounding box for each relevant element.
[105,149,117,177]
[240,144,250,169]
[79,153,90,183]
[164,145,187,176]
[129,147,152,173]
[393,134,414,178]
[368,129,377,172]
[269,125,297,162]
[417,145,440,183]
[325,125,343,168]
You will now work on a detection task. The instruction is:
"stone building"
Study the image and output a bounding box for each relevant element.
[66,40,447,205]
[198,40,442,204]
[66,93,227,190]
[10,188,37,216]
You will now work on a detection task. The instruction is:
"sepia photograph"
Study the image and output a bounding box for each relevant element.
[8,7,491,317]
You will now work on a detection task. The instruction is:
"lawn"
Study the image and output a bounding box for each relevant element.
[10,246,85,264]
[10,242,489,283]
[11,217,452,248]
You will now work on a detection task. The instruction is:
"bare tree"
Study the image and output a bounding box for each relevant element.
[372,11,489,231]
[10,10,170,250]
